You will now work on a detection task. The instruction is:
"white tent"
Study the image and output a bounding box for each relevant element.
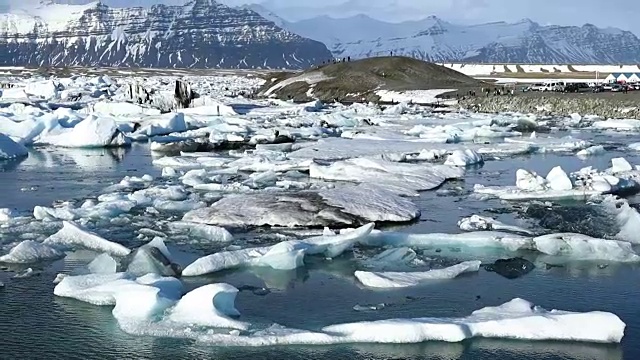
[605,74,618,83]
[627,74,640,83]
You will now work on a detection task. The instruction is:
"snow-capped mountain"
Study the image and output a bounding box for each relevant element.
[0,0,331,69]
[277,14,640,64]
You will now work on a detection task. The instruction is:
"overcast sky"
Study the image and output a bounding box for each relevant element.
[2,0,638,34]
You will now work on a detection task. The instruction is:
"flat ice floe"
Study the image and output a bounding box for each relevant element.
[360,229,640,262]
[355,261,482,288]
[111,290,626,345]
[43,221,131,257]
[182,185,419,227]
[181,223,374,276]
[0,240,64,263]
[309,157,464,196]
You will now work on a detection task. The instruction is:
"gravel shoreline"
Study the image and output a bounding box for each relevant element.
[458,91,640,119]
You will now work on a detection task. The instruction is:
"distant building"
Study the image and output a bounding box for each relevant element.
[605,72,640,83]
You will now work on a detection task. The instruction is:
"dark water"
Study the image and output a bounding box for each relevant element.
[1,144,640,360]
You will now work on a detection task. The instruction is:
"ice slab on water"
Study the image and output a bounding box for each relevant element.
[0,240,64,263]
[310,158,464,197]
[0,133,28,160]
[319,298,625,344]
[183,192,359,228]
[363,230,534,253]
[168,222,233,243]
[38,115,129,148]
[318,184,421,222]
[54,272,183,308]
[167,284,249,330]
[43,221,131,257]
[458,215,534,235]
[533,233,640,262]
[289,138,534,162]
[355,261,482,288]
[182,223,374,276]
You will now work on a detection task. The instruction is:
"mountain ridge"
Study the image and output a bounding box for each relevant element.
[250,9,640,64]
[0,0,332,69]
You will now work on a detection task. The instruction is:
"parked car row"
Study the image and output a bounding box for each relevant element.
[524,81,640,93]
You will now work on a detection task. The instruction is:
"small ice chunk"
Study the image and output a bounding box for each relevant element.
[125,238,181,277]
[516,169,547,191]
[168,283,249,330]
[354,261,482,288]
[162,167,178,178]
[0,208,15,222]
[458,215,534,235]
[546,166,573,191]
[169,222,233,243]
[87,253,118,274]
[0,240,65,263]
[576,145,605,158]
[611,158,633,173]
[353,303,386,312]
[444,149,484,167]
[14,268,38,278]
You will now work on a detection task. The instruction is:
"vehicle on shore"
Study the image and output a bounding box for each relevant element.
[564,83,591,93]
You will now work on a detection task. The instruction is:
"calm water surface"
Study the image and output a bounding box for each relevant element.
[1,141,639,360]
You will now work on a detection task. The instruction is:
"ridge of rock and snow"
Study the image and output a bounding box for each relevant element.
[0,0,331,69]
[270,12,640,64]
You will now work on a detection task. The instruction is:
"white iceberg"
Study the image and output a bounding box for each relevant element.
[355,261,482,288]
[39,115,129,148]
[43,221,131,257]
[87,253,118,274]
[125,238,180,277]
[533,233,640,262]
[0,240,65,263]
[444,149,484,167]
[168,222,233,243]
[54,272,183,309]
[320,298,625,344]
[458,215,534,235]
[168,284,249,330]
[182,223,374,276]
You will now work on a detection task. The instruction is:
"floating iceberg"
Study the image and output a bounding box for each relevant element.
[38,115,130,148]
[533,233,640,262]
[168,222,233,243]
[319,298,625,344]
[355,261,482,288]
[167,284,249,330]
[124,238,181,277]
[444,149,484,167]
[458,215,534,235]
[43,221,131,257]
[54,272,183,307]
[309,158,464,196]
[474,160,640,201]
[183,192,359,228]
[0,240,64,263]
[182,223,374,276]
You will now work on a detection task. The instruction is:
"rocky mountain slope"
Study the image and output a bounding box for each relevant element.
[264,11,640,64]
[0,0,331,69]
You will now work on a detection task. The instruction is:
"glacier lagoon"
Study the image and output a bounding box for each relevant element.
[1,145,639,360]
[2,73,640,359]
